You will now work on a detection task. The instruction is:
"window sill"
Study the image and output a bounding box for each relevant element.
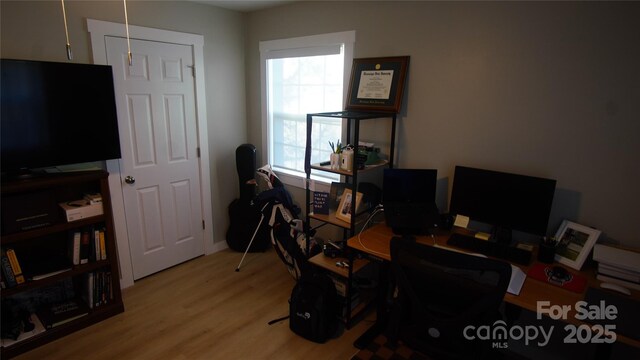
[273,167,333,193]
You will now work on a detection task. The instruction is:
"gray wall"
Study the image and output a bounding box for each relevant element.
[1,0,247,246]
[245,1,640,246]
[2,1,639,248]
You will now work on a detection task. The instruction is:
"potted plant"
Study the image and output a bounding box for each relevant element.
[328,140,342,170]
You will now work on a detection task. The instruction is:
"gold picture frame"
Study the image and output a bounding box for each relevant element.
[335,189,363,223]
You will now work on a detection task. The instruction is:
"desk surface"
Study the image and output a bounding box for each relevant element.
[347,223,640,348]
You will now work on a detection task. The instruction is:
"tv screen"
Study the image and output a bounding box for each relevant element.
[1,59,121,175]
[449,166,556,238]
[383,168,439,235]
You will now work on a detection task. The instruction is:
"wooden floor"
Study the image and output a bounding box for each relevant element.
[14,249,373,360]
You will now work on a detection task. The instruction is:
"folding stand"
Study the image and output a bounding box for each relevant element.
[235,202,270,272]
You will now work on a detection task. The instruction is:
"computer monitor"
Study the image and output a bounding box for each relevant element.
[383,168,440,235]
[449,165,556,243]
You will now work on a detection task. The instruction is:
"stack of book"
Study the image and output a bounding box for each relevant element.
[593,244,640,291]
[82,270,114,308]
[37,298,90,329]
[327,274,360,318]
[68,227,107,266]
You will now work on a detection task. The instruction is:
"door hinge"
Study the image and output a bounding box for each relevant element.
[187,65,195,77]
[202,220,205,230]
[197,147,201,158]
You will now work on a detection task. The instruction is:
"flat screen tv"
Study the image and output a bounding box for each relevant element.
[383,168,440,235]
[449,165,556,242]
[1,59,121,177]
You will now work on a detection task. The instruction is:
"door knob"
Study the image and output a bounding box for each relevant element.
[124,175,135,184]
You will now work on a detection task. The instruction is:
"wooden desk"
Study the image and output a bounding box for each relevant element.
[347,223,640,349]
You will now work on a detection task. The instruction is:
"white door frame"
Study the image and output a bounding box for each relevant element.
[87,19,214,288]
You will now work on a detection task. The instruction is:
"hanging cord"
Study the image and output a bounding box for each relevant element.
[123,0,132,65]
[60,0,72,60]
[357,205,389,257]
[356,205,437,256]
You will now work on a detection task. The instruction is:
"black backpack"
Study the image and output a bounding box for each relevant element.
[289,272,339,343]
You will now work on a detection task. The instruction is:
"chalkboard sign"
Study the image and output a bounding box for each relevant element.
[313,191,330,215]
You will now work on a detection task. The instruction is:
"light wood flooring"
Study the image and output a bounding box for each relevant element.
[14,249,372,360]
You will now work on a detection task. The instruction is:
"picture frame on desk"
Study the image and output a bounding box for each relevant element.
[336,189,363,223]
[554,220,601,270]
[329,182,348,211]
[345,56,409,113]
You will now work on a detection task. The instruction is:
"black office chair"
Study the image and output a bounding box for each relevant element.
[388,237,513,360]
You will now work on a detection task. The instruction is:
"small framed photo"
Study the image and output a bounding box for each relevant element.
[335,189,363,223]
[329,182,348,211]
[345,56,410,113]
[554,220,601,270]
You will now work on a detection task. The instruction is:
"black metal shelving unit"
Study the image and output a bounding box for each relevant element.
[303,110,397,328]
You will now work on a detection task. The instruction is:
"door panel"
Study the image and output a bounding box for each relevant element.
[137,185,164,253]
[106,36,204,279]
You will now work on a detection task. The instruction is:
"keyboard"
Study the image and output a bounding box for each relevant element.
[446,233,532,265]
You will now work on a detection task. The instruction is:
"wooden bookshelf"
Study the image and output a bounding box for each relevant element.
[1,171,124,358]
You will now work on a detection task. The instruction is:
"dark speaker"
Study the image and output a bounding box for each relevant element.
[235,144,256,203]
[440,213,454,230]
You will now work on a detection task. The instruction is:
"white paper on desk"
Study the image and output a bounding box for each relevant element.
[453,214,470,228]
[508,265,526,296]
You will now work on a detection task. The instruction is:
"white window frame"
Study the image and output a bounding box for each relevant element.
[260,31,355,190]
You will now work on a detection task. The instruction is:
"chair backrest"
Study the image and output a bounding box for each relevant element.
[389,236,512,360]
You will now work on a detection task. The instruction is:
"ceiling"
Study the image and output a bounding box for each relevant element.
[191,0,297,12]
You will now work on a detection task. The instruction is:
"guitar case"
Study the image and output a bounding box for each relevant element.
[226,144,270,252]
[236,144,256,204]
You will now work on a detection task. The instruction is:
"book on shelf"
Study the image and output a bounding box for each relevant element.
[83,272,95,309]
[328,274,348,297]
[1,252,18,288]
[596,274,640,291]
[99,229,107,260]
[36,298,90,329]
[597,263,640,283]
[31,268,72,281]
[79,229,91,264]
[68,231,81,265]
[94,229,101,261]
[593,244,640,273]
[5,248,25,284]
[82,270,114,308]
[91,228,99,262]
[339,292,361,318]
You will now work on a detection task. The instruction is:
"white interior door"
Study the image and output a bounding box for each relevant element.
[106,36,204,279]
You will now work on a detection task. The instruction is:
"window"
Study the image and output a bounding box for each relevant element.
[260,31,355,187]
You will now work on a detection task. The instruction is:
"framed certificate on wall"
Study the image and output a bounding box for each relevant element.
[345,56,410,113]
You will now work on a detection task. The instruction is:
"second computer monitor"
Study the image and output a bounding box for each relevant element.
[383,168,439,235]
[449,165,556,242]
